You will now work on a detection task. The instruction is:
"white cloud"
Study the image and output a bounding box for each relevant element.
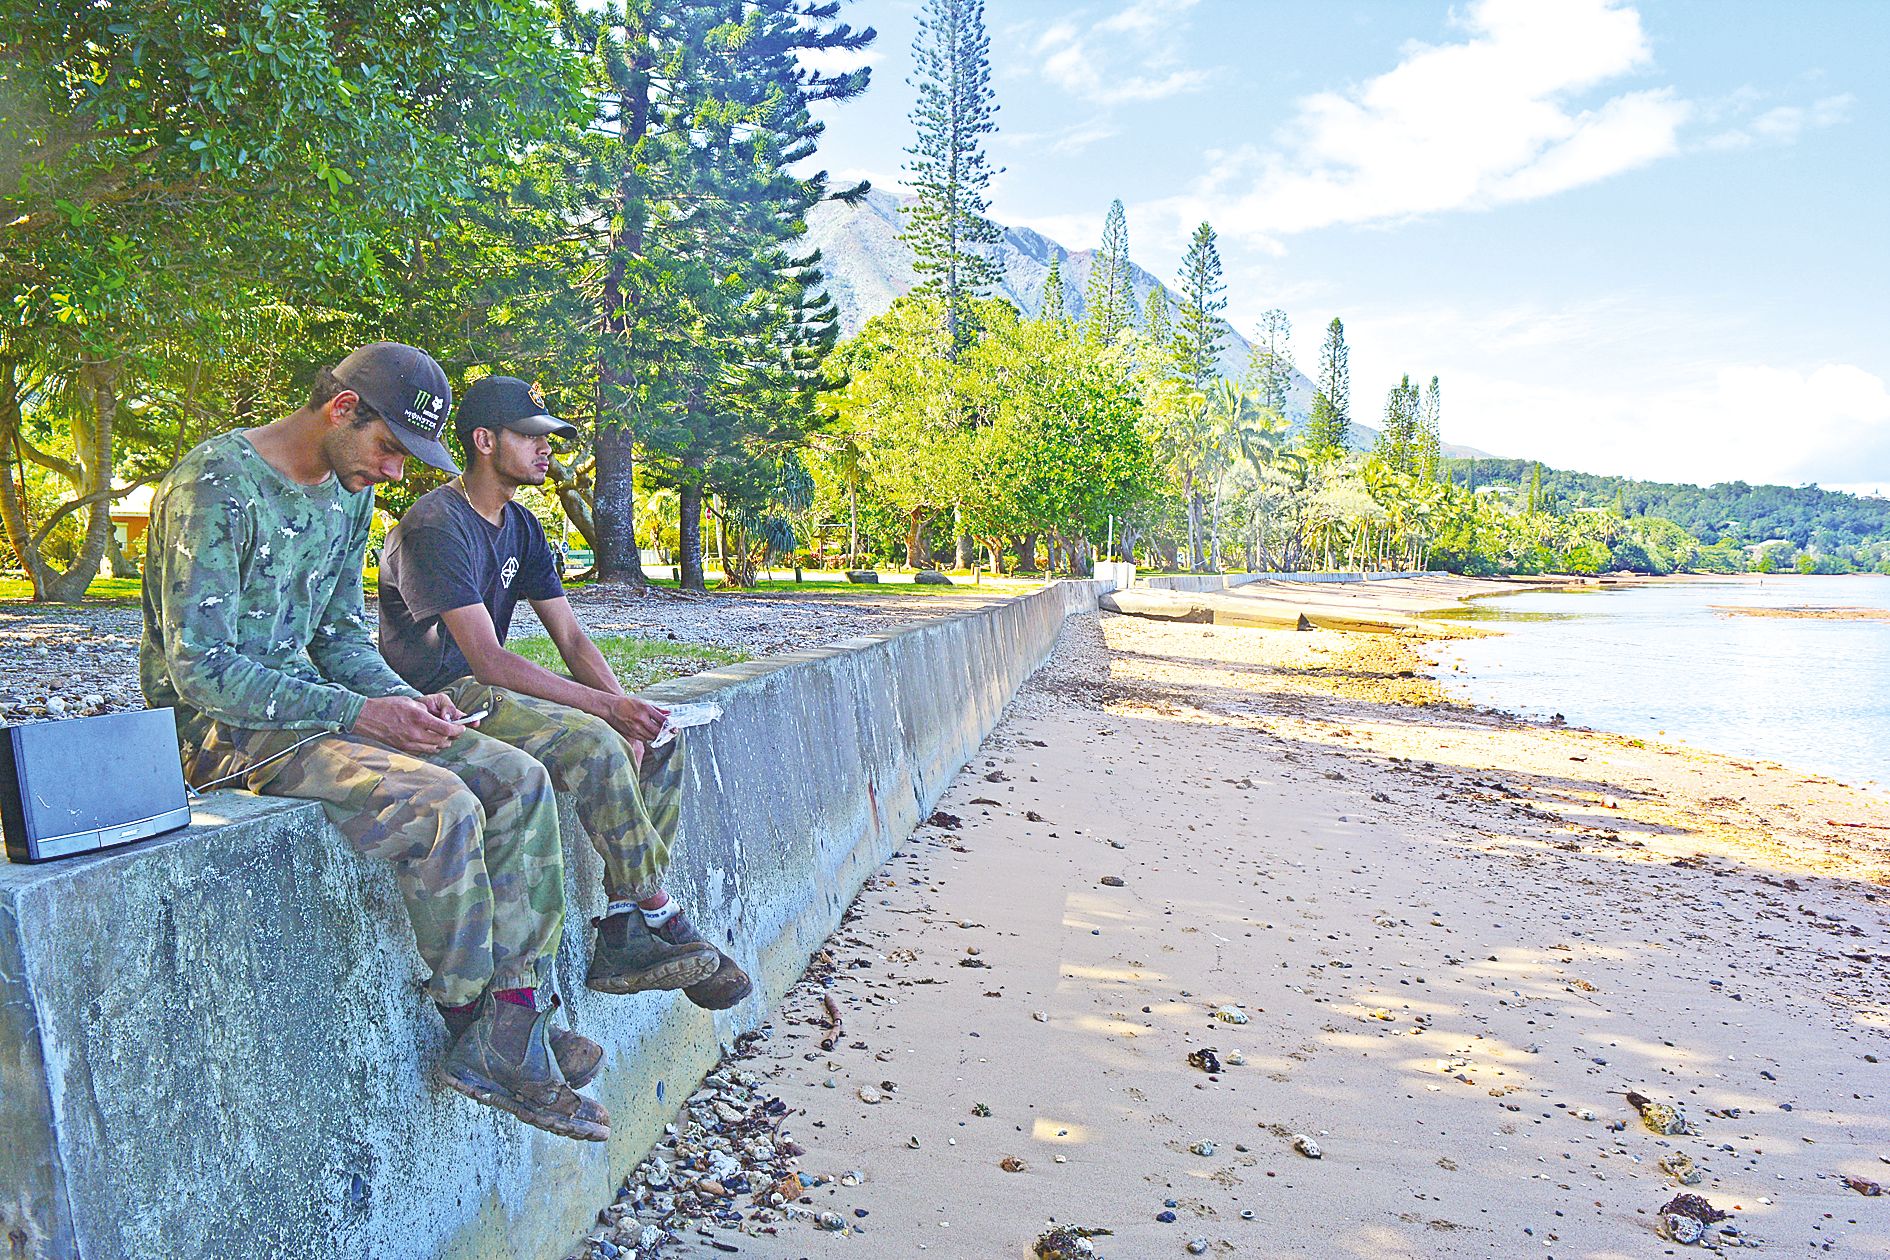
[1441,362,1890,487]
[1328,299,1890,487]
[1703,92,1853,150]
[1034,0,1212,107]
[1096,0,1199,37]
[1002,121,1121,157]
[1156,0,1691,246]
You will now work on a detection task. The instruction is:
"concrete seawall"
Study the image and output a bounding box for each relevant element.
[1137,570,1436,591]
[0,579,1108,1260]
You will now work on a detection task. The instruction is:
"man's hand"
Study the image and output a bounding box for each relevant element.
[419,692,467,723]
[352,695,463,754]
[606,695,667,745]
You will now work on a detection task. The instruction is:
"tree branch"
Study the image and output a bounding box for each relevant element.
[27,472,159,552]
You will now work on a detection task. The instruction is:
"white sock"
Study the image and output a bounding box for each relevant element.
[606,899,640,920]
[639,899,681,928]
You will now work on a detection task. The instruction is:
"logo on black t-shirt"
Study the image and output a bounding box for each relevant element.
[500,556,519,588]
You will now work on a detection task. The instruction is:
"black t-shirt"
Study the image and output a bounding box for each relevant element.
[378,485,564,693]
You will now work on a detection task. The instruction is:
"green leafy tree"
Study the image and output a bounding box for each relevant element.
[901,0,1001,359]
[1082,198,1137,346]
[827,295,963,567]
[1,1,573,600]
[1307,317,1351,460]
[957,317,1155,572]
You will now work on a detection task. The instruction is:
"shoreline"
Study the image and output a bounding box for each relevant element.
[584,582,1890,1259]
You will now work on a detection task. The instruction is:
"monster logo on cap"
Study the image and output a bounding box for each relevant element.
[407,387,447,438]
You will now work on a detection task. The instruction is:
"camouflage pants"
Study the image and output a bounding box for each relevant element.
[440,677,683,902]
[189,722,565,1008]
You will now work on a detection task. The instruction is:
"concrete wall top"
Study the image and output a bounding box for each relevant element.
[1136,572,1265,593]
[0,579,1108,1260]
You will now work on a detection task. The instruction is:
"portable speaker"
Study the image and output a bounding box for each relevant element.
[0,707,192,863]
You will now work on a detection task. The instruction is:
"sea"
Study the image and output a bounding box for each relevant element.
[1431,574,1890,788]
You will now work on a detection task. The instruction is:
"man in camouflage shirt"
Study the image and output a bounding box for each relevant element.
[141,342,608,1142]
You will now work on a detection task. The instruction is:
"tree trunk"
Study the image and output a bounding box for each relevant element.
[1184,473,1199,570]
[714,498,729,583]
[105,526,131,578]
[0,360,47,596]
[1015,533,1037,574]
[547,454,598,553]
[35,358,121,603]
[848,482,859,564]
[953,504,971,570]
[1209,480,1223,570]
[591,426,646,585]
[905,508,931,569]
[678,481,706,592]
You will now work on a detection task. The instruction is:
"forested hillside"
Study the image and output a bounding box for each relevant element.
[1451,460,1890,548]
[1446,459,1890,572]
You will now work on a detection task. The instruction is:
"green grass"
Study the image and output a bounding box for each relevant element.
[509,633,748,692]
[0,575,144,603]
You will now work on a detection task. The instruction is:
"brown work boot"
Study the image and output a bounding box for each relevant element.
[439,994,610,1141]
[586,912,718,995]
[439,995,603,1090]
[651,911,753,1010]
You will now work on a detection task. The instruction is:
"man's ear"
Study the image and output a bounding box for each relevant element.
[324,390,363,427]
[471,426,497,457]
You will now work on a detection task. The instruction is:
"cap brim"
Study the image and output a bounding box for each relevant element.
[504,413,580,441]
[386,423,461,475]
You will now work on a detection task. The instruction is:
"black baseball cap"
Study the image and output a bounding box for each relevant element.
[330,342,458,474]
[455,375,579,447]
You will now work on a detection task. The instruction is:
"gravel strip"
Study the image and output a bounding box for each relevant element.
[0,583,1019,724]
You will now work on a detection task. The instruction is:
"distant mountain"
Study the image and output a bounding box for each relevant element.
[805,188,1492,460]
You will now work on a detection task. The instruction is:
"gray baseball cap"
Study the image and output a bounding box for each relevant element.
[330,342,459,474]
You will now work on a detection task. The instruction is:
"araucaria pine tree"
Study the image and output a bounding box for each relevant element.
[901,0,1002,359]
[1170,221,1226,569]
[1172,221,1227,391]
[1247,308,1293,414]
[1308,317,1351,458]
[552,0,874,588]
[1376,374,1423,474]
[1083,198,1137,345]
[1140,284,1174,374]
[1039,250,1067,322]
[1417,375,1443,479]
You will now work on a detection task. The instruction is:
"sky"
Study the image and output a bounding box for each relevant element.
[804,0,1890,492]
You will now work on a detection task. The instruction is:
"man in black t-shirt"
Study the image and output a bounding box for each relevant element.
[380,376,752,1017]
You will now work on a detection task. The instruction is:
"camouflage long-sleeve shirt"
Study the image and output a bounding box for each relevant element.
[140,431,418,758]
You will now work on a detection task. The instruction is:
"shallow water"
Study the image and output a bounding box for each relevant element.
[1434,574,1890,786]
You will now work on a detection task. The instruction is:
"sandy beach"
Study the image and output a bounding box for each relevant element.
[612,577,1890,1259]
